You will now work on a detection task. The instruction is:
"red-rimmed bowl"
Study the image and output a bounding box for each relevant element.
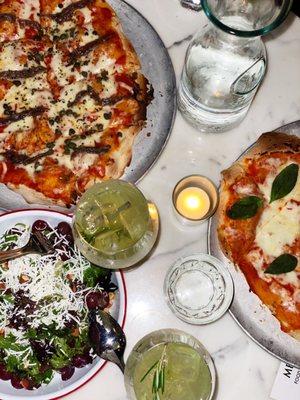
[0,209,127,400]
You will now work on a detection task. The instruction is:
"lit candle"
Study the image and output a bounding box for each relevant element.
[176,187,210,220]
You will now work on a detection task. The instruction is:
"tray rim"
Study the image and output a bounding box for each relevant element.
[117,0,177,186]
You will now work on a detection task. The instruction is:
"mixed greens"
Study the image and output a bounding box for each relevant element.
[0,220,117,390]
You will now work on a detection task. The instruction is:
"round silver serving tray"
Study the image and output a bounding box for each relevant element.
[208,120,300,368]
[0,0,176,211]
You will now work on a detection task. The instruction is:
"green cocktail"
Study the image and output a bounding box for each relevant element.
[73,180,159,269]
[125,329,215,400]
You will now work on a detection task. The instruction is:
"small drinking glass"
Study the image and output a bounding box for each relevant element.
[72,180,159,269]
[125,329,216,400]
[178,0,293,132]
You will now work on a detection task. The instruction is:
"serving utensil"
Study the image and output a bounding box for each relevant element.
[0,231,54,262]
[88,309,126,373]
[180,0,201,11]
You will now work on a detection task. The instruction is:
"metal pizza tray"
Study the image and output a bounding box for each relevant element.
[208,120,300,368]
[0,0,176,211]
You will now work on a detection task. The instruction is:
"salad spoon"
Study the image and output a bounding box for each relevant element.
[0,231,54,262]
[88,309,126,373]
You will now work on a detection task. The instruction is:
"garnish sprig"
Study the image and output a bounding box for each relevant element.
[140,344,168,400]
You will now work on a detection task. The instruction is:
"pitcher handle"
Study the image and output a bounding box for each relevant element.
[230,56,266,96]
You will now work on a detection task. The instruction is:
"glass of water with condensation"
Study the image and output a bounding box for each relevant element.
[178,0,293,133]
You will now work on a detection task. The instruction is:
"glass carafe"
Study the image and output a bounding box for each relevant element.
[178,0,293,133]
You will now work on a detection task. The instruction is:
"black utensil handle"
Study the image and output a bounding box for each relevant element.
[0,247,29,262]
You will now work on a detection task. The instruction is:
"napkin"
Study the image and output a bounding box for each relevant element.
[270,362,300,400]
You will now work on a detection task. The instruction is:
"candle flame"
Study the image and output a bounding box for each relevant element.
[186,195,201,209]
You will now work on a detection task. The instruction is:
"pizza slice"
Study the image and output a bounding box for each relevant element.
[0,0,42,42]
[0,38,52,139]
[40,0,143,98]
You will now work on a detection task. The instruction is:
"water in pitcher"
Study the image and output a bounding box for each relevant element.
[178,16,267,132]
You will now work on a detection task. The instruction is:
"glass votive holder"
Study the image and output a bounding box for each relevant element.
[172,175,218,226]
[164,254,234,325]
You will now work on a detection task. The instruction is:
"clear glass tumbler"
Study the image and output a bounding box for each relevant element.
[124,329,216,400]
[178,0,293,133]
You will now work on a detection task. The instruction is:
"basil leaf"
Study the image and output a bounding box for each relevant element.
[227,196,263,219]
[265,254,298,275]
[270,163,299,203]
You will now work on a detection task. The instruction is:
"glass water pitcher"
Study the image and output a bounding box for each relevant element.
[178,0,293,133]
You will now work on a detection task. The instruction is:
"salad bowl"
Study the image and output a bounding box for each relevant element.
[0,209,127,400]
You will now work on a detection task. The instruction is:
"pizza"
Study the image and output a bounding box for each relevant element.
[218,132,300,339]
[0,0,152,207]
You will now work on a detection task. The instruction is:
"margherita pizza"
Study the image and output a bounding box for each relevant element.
[218,132,300,339]
[0,0,152,207]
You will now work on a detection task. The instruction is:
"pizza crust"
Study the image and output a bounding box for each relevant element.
[239,132,300,160]
[217,164,245,260]
[7,184,67,208]
[291,330,300,341]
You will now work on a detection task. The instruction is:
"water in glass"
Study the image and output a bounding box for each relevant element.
[178,0,292,132]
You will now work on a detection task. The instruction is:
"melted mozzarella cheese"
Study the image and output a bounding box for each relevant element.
[23,164,35,178]
[79,25,98,46]
[256,200,299,258]
[82,55,116,77]
[72,152,98,172]
[0,43,22,71]
[19,0,40,20]
[79,7,93,24]
[49,80,111,137]
[270,282,297,313]
[3,116,34,135]
[50,48,81,87]
[0,75,51,114]
[54,19,74,34]
[53,0,73,13]
[255,162,300,258]
[0,41,45,72]
[51,42,117,87]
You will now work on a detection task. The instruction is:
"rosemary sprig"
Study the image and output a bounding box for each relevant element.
[140,345,168,400]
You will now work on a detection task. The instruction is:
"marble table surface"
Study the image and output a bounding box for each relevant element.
[66,1,300,399]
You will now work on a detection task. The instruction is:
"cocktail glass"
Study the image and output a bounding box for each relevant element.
[124,329,216,400]
[73,180,159,269]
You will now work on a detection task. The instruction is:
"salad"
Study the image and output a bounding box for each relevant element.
[0,219,118,390]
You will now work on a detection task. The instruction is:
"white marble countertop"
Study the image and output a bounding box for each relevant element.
[66,1,300,399]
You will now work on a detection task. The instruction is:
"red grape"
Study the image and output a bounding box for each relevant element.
[72,354,92,368]
[60,365,75,381]
[0,363,11,380]
[11,375,23,389]
[98,291,109,309]
[86,291,109,310]
[32,220,49,232]
[57,222,72,236]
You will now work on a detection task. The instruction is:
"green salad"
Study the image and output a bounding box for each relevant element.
[0,219,117,390]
